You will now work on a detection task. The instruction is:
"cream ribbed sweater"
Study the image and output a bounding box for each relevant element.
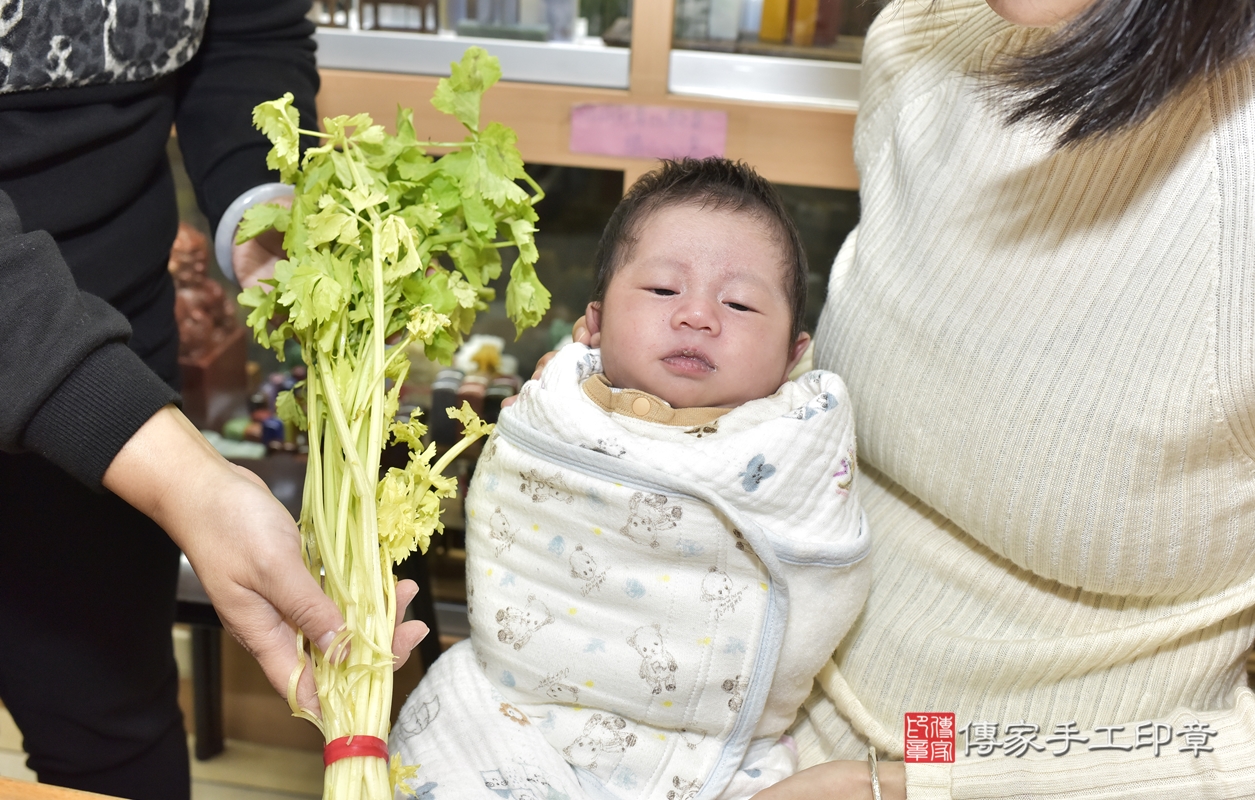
[791,0,1255,797]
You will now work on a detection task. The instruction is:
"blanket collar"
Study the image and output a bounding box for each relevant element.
[581,375,730,427]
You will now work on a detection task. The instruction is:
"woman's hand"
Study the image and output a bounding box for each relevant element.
[751,759,905,800]
[232,195,292,289]
[572,314,599,347]
[391,578,427,671]
[501,314,599,409]
[530,314,598,379]
[103,406,427,712]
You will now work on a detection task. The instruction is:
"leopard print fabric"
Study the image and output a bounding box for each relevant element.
[0,0,207,94]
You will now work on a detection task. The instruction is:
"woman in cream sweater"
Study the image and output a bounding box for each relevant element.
[759,0,1255,797]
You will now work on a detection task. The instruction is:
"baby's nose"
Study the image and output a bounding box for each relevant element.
[672,296,720,332]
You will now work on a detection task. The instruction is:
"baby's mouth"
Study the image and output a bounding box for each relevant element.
[662,349,716,373]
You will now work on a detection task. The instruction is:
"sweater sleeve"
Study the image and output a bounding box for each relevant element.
[173,0,320,233]
[0,191,177,489]
[906,687,1255,799]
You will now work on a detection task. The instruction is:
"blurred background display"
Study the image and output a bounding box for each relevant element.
[310,0,632,43]
[172,140,859,391]
[310,0,883,57]
[434,165,859,376]
[672,0,888,61]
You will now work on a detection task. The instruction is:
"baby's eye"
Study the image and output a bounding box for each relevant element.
[725,301,752,312]
[648,287,677,296]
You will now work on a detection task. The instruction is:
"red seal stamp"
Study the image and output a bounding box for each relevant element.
[904,713,955,763]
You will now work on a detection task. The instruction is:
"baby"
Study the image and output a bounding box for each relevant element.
[391,158,871,800]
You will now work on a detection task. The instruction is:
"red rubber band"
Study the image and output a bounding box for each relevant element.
[323,735,389,767]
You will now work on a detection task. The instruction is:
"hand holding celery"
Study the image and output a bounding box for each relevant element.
[236,48,549,798]
[102,405,351,713]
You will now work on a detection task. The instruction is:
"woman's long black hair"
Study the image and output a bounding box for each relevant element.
[989,0,1255,146]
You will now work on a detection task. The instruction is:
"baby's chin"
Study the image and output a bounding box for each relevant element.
[661,385,746,409]
[621,376,752,410]
[656,392,731,409]
[603,358,783,409]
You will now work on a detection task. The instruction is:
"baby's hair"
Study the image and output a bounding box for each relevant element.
[591,158,808,342]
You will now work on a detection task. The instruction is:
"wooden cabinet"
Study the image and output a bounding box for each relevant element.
[315,0,860,193]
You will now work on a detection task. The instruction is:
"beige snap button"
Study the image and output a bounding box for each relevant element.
[631,397,651,416]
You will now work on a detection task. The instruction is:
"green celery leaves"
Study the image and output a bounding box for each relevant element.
[238,47,549,355]
[430,47,502,132]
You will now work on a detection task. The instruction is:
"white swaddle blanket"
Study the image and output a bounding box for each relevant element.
[391,344,871,800]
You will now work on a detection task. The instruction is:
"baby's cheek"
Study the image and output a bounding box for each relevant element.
[599,350,624,387]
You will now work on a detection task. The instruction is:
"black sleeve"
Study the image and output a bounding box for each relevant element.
[0,191,178,489]
[174,0,320,232]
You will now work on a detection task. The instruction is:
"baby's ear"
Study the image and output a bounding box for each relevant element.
[583,302,603,345]
[786,332,812,376]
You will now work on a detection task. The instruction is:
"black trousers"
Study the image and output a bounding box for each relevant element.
[0,76,191,797]
[0,266,187,799]
[0,452,189,800]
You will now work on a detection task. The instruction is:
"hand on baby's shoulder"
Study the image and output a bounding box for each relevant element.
[529,315,597,381]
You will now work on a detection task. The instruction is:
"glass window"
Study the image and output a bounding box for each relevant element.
[309,0,632,89]
[310,0,631,43]
[672,0,888,62]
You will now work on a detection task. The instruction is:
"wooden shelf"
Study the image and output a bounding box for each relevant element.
[316,0,858,192]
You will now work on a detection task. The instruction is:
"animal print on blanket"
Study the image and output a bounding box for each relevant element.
[400,344,872,800]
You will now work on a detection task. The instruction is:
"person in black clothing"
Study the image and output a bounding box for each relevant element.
[0,3,424,798]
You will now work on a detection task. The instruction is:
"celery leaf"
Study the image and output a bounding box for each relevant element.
[236,202,290,244]
[431,46,501,132]
[252,93,301,183]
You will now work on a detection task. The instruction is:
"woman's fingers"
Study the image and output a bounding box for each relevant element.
[233,227,286,288]
[528,314,591,381]
[391,578,430,671]
[396,578,419,618]
[530,350,558,380]
[392,621,431,671]
[571,315,589,344]
[192,465,347,713]
[749,759,905,800]
[102,408,348,713]
[571,314,600,347]
[232,195,292,289]
[211,567,339,714]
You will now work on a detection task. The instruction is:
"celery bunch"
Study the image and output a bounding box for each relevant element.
[236,48,548,799]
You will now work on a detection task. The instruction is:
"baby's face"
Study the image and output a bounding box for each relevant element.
[589,204,807,409]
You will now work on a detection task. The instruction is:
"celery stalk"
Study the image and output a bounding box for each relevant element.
[236,48,548,798]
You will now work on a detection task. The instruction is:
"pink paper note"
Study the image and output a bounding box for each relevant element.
[569,104,728,160]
